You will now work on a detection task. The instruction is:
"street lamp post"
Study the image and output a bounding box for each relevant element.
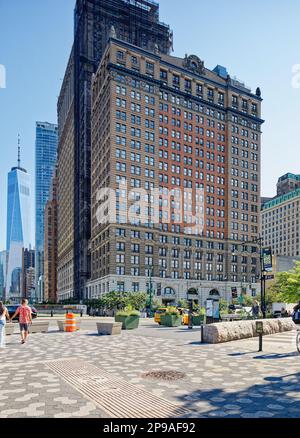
[148,267,153,318]
[227,236,267,319]
[243,236,266,319]
[259,246,267,319]
[186,289,194,330]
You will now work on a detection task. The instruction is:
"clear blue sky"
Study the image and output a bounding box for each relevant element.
[1,0,300,251]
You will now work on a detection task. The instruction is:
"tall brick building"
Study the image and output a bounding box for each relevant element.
[86,39,264,305]
[44,170,58,303]
[57,0,173,301]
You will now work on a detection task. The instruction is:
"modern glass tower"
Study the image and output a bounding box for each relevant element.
[6,147,32,301]
[35,122,58,302]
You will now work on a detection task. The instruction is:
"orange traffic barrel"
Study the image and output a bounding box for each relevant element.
[65,313,76,332]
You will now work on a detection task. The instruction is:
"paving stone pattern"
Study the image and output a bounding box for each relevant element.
[1,324,300,418]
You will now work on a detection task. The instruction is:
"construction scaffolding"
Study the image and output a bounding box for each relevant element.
[70,0,173,300]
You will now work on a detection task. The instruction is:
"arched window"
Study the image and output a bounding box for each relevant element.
[164,287,176,296]
[188,288,198,296]
[209,289,220,297]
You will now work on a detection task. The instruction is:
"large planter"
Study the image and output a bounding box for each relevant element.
[97,322,122,336]
[30,321,50,333]
[115,314,140,330]
[192,315,204,326]
[160,314,182,327]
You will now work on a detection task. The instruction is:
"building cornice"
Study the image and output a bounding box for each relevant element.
[108,62,265,125]
[108,38,263,102]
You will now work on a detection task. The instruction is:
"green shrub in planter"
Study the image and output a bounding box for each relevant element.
[192,315,204,326]
[115,307,140,330]
[160,314,182,327]
[160,307,182,327]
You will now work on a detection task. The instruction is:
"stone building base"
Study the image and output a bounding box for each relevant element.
[84,275,261,306]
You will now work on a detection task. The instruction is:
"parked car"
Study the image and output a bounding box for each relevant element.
[154,308,167,324]
[273,310,282,319]
[228,304,242,313]
[6,305,38,321]
[228,304,252,318]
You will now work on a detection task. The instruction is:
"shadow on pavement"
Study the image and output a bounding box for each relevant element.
[177,370,300,418]
[253,352,299,360]
[228,351,259,357]
[83,333,99,337]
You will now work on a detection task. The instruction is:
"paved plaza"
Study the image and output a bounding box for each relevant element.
[1,318,300,418]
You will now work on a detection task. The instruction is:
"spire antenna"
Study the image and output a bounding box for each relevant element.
[17,134,20,168]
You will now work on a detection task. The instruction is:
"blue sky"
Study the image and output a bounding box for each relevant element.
[1,0,300,250]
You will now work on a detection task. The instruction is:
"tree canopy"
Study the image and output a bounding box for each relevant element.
[270,261,300,303]
[100,291,147,311]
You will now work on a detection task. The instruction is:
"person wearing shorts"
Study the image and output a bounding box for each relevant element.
[11,299,32,344]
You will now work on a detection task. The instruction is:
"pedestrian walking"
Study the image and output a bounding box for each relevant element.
[11,299,33,344]
[0,302,10,349]
[252,300,260,319]
[292,301,300,324]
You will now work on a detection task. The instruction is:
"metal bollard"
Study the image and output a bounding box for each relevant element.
[256,321,263,352]
[201,324,205,343]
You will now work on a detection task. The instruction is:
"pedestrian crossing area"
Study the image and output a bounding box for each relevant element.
[241,330,299,351]
[262,330,297,342]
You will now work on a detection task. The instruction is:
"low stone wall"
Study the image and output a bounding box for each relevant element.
[203,318,296,344]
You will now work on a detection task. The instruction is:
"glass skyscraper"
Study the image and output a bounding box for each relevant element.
[35,122,58,302]
[6,163,32,300]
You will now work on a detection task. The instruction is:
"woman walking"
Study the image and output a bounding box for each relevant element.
[0,302,10,349]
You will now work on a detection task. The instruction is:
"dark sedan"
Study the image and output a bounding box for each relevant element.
[6,305,38,321]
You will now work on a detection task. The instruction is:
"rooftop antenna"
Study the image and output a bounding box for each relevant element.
[17,134,21,168]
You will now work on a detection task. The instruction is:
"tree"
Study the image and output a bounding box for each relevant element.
[150,298,161,311]
[265,286,280,308]
[241,295,254,307]
[178,299,188,309]
[219,299,229,312]
[101,291,127,311]
[270,261,300,303]
[126,292,147,311]
[83,299,105,309]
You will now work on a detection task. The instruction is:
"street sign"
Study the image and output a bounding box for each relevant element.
[255,321,264,352]
[206,299,213,317]
[255,321,263,334]
[262,247,273,272]
[265,275,274,281]
[213,300,220,319]
[231,287,238,298]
